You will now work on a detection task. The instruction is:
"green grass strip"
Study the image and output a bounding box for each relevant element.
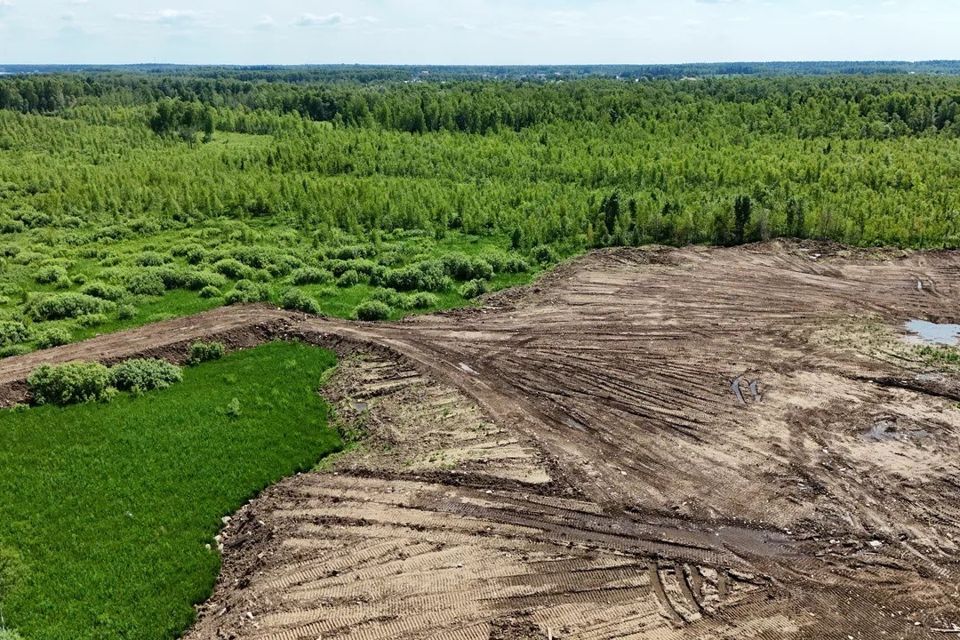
[0,342,342,639]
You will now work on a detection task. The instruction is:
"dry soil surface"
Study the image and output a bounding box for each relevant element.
[3,241,960,639]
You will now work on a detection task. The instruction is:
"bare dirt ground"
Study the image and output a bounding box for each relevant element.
[3,241,960,639]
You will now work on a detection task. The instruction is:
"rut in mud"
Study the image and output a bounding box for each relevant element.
[3,241,960,639]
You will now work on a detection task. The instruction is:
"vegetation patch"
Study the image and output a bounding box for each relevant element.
[0,342,341,640]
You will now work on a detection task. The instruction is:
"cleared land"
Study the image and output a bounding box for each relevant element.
[2,241,960,639]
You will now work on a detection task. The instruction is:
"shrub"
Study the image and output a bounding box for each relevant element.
[332,245,374,260]
[503,256,530,273]
[460,279,489,299]
[531,245,558,264]
[182,270,228,291]
[384,260,451,292]
[290,267,334,286]
[336,269,362,288]
[0,321,30,347]
[80,281,126,302]
[0,345,32,359]
[224,280,270,305]
[24,293,115,321]
[110,359,183,392]
[184,246,206,265]
[27,361,113,406]
[326,258,378,277]
[280,288,322,315]
[213,258,251,280]
[441,253,494,281]
[225,397,242,419]
[125,271,166,296]
[371,288,403,308]
[35,265,71,287]
[0,629,22,640]
[135,251,169,267]
[117,304,137,320]
[355,300,392,321]
[198,285,222,299]
[189,341,225,365]
[75,313,108,328]
[35,326,72,349]
[405,292,439,309]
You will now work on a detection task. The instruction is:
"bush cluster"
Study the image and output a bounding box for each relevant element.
[441,253,494,281]
[224,280,270,305]
[27,362,113,406]
[27,357,189,406]
[34,326,72,349]
[189,340,225,364]
[280,288,322,315]
[109,359,183,392]
[35,265,71,287]
[290,267,334,286]
[0,321,30,347]
[460,279,489,299]
[355,300,392,321]
[24,293,114,321]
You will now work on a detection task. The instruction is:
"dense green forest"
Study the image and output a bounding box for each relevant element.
[2,68,960,354]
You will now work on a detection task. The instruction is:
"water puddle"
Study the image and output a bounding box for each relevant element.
[904,320,960,346]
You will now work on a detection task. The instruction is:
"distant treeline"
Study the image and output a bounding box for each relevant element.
[4,61,960,82]
[3,72,960,137]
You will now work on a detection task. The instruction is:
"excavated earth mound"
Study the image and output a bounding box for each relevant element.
[2,242,959,639]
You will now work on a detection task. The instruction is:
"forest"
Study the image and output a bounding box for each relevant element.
[2,68,960,354]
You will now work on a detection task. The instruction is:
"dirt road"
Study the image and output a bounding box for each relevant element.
[3,241,960,638]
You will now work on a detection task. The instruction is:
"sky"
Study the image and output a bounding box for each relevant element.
[0,0,958,66]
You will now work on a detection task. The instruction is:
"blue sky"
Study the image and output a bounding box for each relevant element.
[0,1,956,65]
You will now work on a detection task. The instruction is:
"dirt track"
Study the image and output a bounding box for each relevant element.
[3,241,960,638]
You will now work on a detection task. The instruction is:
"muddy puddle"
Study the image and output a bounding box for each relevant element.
[904,319,960,346]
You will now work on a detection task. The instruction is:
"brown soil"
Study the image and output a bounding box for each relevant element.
[3,241,960,639]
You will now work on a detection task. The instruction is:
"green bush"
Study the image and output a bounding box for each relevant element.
[117,304,137,320]
[126,271,167,296]
[370,288,403,308]
[0,345,32,359]
[75,313,108,328]
[531,245,558,264]
[24,293,115,321]
[441,253,494,281]
[135,252,169,267]
[27,361,113,406]
[0,628,23,640]
[189,340,225,365]
[198,285,222,299]
[183,270,228,291]
[405,292,439,309]
[35,326,72,349]
[35,264,71,287]
[384,260,451,292]
[80,281,127,302]
[280,288,322,315]
[503,256,530,273]
[0,321,30,347]
[224,280,270,305]
[460,279,489,299]
[332,245,374,260]
[355,300,392,321]
[336,269,362,288]
[213,258,251,280]
[290,267,334,286]
[110,359,183,392]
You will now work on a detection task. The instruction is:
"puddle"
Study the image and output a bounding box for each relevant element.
[904,320,960,346]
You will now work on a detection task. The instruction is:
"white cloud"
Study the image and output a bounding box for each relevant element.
[294,12,342,28]
[116,9,207,26]
[255,14,275,30]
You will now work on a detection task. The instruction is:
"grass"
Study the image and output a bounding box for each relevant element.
[0,342,342,640]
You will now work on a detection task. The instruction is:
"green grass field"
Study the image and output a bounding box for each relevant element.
[0,342,342,640]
